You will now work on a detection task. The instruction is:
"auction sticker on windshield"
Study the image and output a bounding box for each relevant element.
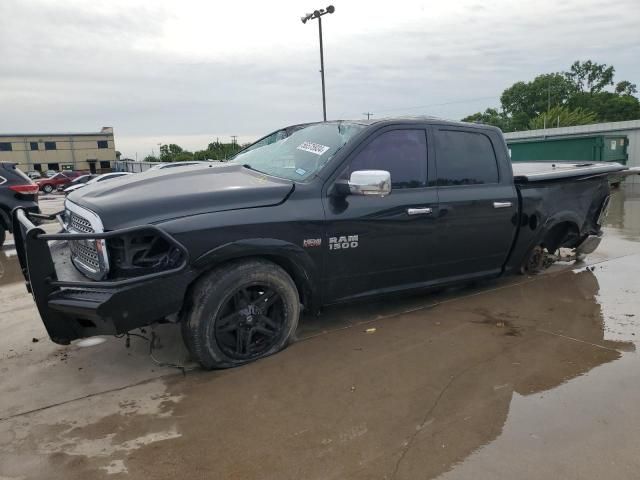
[297,141,330,156]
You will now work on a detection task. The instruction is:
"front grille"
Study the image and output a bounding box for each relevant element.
[65,205,106,278]
[69,239,101,272]
[69,212,94,234]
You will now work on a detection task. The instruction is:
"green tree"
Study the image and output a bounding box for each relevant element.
[615,80,638,96]
[159,144,194,162]
[461,108,511,131]
[462,60,639,132]
[500,73,576,130]
[568,92,640,122]
[528,106,597,129]
[565,60,615,93]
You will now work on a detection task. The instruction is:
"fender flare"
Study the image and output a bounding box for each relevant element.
[193,238,320,308]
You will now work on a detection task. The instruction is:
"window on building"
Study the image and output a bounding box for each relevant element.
[435,130,499,186]
[47,163,60,171]
[342,130,428,189]
[61,164,73,171]
[0,142,12,152]
[99,161,111,169]
[97,140,108,149]
[33,164,42,171]
[30,142,39,151]
[44,141,57,150]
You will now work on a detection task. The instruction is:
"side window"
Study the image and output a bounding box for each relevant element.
[344,130,427,189]
[435,130,499,186]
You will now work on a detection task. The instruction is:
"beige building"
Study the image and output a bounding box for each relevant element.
[0,127,117,174]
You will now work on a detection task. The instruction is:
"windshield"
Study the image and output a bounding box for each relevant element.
[230,122,364,181]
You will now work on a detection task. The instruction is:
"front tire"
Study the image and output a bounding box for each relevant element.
[182,259,300,369]
[42,184,53,194]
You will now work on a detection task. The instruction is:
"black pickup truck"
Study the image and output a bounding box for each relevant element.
[12,118,636,368]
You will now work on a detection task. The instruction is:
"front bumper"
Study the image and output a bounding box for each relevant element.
[11,208,194,344]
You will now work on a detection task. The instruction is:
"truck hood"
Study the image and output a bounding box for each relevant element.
[67,163,294,229]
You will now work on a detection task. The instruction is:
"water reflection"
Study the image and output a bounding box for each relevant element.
[433,256,640,480]
[604,183,640,241]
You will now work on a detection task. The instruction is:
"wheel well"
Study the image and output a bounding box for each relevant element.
[541,221,580,252]
[181,255,313,320]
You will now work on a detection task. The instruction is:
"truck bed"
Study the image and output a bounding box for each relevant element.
[512,161,629,183]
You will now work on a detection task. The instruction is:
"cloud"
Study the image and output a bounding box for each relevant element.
[1,0,638,157]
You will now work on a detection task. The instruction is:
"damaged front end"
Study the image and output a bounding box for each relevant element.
[12,205,195,345]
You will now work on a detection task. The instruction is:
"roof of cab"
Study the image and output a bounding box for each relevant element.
[328,116,502,133]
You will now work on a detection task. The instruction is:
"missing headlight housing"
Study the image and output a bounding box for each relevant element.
[107,230,184,278]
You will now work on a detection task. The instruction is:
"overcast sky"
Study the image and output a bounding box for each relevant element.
[1,0,639,158]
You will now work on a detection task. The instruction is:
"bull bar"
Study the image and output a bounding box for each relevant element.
[11,207,193,345]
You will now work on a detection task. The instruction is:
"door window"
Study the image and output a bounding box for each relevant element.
[435,130,499,186]
[344,130,427,189]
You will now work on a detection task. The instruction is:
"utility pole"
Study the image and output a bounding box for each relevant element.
[301,6,335,122]
[363,112,373,120]
[231,135,238,145]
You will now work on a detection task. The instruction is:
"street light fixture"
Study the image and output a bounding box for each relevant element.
[301,5,335,122]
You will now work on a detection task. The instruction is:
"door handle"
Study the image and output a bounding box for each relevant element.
[407,207,433,216]
[493,202,513,209]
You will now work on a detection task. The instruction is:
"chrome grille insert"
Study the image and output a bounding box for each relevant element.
[69,212,94,234]
[64,200,109,279]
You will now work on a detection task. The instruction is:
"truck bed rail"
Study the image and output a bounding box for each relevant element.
[512,161,637,183]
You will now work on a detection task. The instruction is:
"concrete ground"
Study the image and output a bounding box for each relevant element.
[1,186,640,479]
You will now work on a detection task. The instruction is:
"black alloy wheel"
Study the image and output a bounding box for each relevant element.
[214,285,286,360]
[181,259,300,369]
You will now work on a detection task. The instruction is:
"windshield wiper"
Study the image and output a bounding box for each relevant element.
[242,163,266,175]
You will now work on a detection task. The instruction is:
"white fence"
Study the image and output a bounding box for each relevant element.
[113,160,162,173]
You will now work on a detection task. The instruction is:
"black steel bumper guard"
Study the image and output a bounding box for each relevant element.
[12,208,193,345]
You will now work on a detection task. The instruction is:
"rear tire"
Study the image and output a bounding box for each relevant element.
[43,184,53,194]
[0,223,5,249]
[520,245,545,275]
[182,259,300,369]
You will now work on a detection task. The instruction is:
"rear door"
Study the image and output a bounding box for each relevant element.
[321,127,439,302]
[430,126,517,281]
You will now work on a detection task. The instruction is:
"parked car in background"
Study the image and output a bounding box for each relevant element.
[58,174,97,192]
[147,161,210,171]
[44,170,58,178]
[35,171,85,194]
[63,172,131,194]
[0,163,39,248]
[27,171,42,180]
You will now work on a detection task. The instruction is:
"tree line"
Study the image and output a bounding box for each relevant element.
[144,140,248,163]
[462,60,639,132]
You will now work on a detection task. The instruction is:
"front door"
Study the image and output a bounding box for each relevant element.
[322,128,439,303]
[430,127,518,281]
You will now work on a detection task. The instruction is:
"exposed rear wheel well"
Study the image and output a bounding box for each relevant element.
[542,221,581,252]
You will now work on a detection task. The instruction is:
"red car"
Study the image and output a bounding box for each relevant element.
[35,171,86,194]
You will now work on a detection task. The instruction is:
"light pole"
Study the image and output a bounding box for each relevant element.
[301,5,335,122]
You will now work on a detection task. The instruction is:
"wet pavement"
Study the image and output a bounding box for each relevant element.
[1,184,639,479]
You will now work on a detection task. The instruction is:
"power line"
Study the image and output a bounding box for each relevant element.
[344,95,500,119]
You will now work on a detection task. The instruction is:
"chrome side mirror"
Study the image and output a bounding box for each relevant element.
[348,170,391,197]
